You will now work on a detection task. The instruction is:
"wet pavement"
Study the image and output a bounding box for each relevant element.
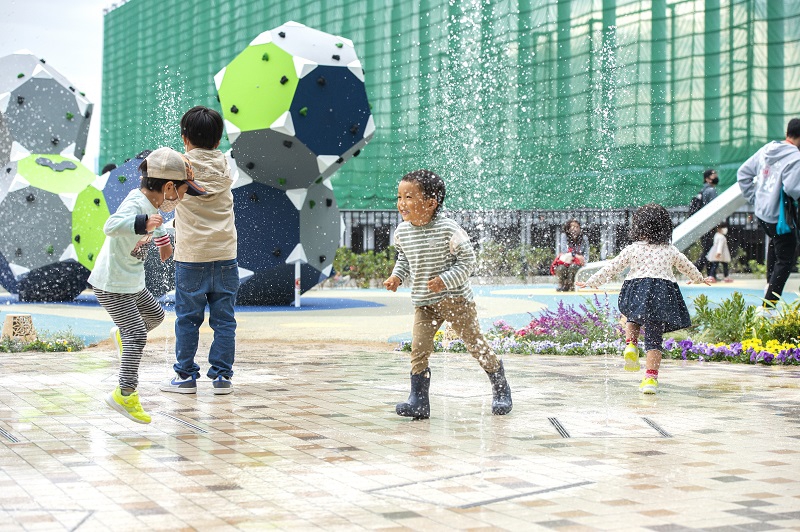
[2,277,800,530]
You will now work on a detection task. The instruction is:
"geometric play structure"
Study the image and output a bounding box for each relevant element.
[0,51,97,301]
[215,21,374,191]
[216,22,373,305]
[227,152,340,305]
[0,50,92,161]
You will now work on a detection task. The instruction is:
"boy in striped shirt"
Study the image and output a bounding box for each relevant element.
[384,169,513,419]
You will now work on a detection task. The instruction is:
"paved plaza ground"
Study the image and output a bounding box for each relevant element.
[2,278,800,530]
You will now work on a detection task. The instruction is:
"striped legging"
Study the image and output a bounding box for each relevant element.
[94,287,165,390]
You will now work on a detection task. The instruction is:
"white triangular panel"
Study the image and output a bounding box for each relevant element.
[59,193,78,212]
[224,119,241,144]
[0,92,9,113]
[77,99,90,117]
[364,115,376,140]
[9,263,30,279]
[214,67,226,91]
[9,174,30,192]
[250,31,273,46]
[269,111,295,136]
[9,142,30,162]
[92,172,110,191]
[322,264,333,276]
[338,36,354,48]
[293,56,318,79]
[232,168,252,190]
[31,64,53,79]
[12,49,34,55]
[347,60,364,82]
[238,267,254,282]
[322,178,333,190]
[285,243,307,264]
[285,188,307,211]
[285,21,305,28]
[59,143,78,161]
[59,244,78,262]
[316,155,339,174]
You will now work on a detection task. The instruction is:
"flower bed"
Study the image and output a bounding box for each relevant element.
[396,293,800,366]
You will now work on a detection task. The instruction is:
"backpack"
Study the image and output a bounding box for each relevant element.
[688,191,703,216]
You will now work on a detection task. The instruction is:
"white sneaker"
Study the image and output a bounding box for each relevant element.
[212,375,233,395]
[160,373,197,394]
[110,327,123,361]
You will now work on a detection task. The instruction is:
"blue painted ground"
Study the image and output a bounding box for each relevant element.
[1,293,384,346]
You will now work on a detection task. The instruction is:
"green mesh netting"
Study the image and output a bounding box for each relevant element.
[100,0,800,210]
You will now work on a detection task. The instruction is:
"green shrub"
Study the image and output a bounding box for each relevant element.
[0,328,85,353]
[691,292,758,344]
[770,299,800,343]
[332,247,396,288]
[476,242,552,277]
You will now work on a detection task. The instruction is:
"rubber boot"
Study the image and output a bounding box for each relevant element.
[486,361,512,415]
[396,367,431,420]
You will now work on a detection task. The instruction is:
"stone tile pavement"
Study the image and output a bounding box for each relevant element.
[2,337,800,530]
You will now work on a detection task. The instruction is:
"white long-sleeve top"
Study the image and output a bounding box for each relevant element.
[584,242,705,288]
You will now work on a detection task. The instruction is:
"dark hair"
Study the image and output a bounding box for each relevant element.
[703,168,717,180]
[629,204,673,245]
[787,118,800,139]
[717,220,729,231]
[180,106,224,149]
[562,219,582,246]
[401,169,446,215]
[101,163,117,174]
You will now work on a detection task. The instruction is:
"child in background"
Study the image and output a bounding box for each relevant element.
[160,106,239,395]
[383,169,512,419]
[706,222,733,283]
[89,147,206,423]
[577,204,709,394]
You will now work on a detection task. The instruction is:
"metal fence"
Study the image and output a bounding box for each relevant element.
[341,205,766,273]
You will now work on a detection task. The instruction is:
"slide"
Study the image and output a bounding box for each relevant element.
[577,183,749,280]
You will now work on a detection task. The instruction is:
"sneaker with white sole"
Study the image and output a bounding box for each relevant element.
[110,327,123,361]
[105,387,151,424]
[639,377,658,394]
[160,373,197,394]
[622,343,642,372]
[212,375,233,395]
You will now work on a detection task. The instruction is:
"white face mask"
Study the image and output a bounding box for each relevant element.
[721,228,728,235]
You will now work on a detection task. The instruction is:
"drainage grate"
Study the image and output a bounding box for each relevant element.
[548,417,571,438]
[157,412,208,433]
[0,426,20,443]
[642,417,672,438]
[458,480,594,509]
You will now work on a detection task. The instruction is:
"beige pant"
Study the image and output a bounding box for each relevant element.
[410,297,501,375]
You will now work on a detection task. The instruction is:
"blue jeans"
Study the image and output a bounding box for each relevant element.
[174,259,239,379]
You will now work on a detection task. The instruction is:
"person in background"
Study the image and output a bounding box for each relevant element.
[553,219,589,292]
[737,118,800,308]
[694,169,719,274]
[705,222,733,283]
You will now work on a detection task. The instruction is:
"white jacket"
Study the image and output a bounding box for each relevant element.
[706,233,731,263]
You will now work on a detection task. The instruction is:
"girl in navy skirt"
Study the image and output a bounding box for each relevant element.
[577,204,709,394]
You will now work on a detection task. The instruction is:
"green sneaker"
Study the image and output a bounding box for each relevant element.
[623,343,641,372]
[105,387,151,424]
[639,377,658,394]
